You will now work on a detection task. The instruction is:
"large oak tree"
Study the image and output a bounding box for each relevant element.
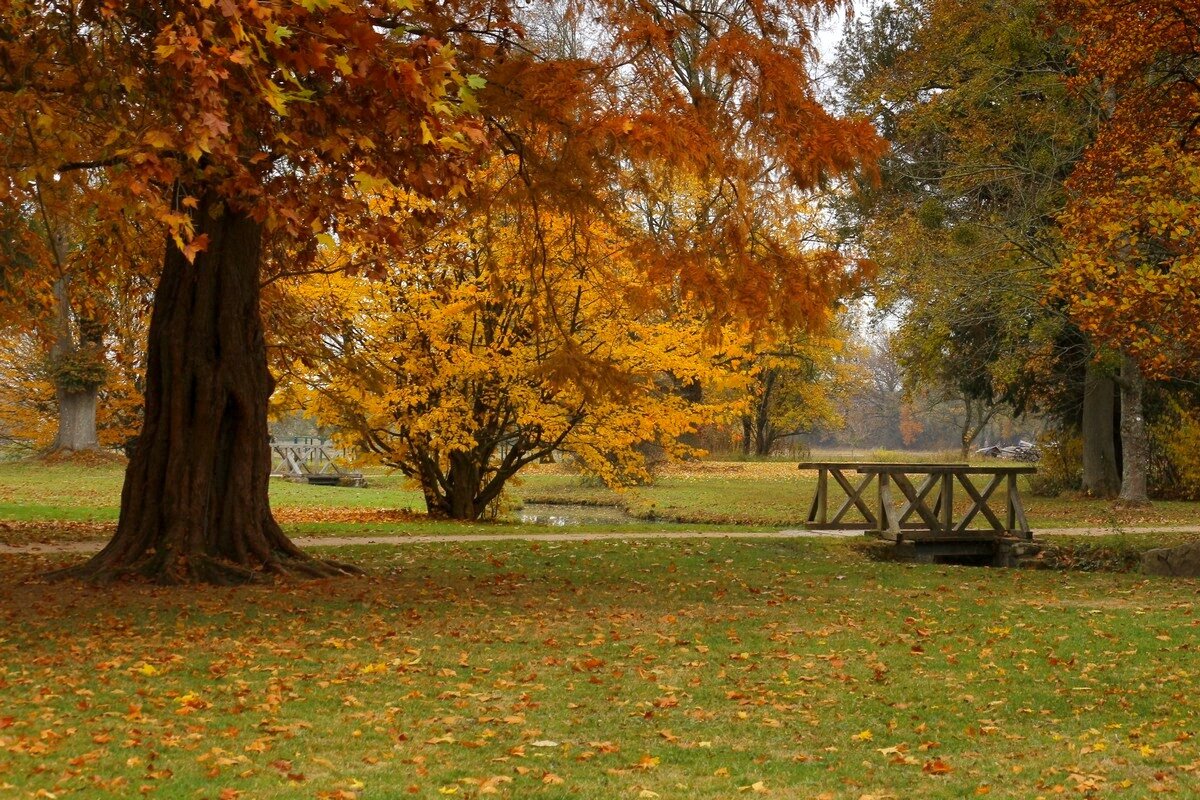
[832,0,1127,487]
[2,0,486,583]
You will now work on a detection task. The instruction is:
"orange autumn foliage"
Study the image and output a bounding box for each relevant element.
[1053,0,1200,377]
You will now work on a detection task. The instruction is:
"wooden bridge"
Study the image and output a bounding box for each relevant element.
[799,462,1036,558]
[270,440,365,487]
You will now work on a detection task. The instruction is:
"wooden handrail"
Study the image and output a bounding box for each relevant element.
[857,465,1037,475]
[798,461,965,468]
[802,461,1036,541]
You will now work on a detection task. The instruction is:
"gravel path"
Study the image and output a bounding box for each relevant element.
[2,525,1198,555]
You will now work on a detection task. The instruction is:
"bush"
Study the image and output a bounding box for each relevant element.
[1149,400,1200,500]
[1028,431,1081,497]
[1036,536,1146,572]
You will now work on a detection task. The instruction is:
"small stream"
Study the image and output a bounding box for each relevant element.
[515,503,637,526]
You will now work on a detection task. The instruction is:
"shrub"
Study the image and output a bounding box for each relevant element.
[1028,431,1081,497]
[1036,536,1146,572]
[1150,400,1200,500]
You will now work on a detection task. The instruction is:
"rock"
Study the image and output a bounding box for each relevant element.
[1142,542,1200,577]
[995,539,1043,568]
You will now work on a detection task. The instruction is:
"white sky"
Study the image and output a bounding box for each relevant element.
[811,0,877,98]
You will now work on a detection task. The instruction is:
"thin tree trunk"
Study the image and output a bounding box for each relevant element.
[1081,360,1119,497]
[753,371,775,457]
[1118,353,1149,504]
[958,398,1000,460]
[54,195,357,584]
[959,399,975,460]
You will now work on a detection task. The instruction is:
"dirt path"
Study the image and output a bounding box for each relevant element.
[2,525,1198,555]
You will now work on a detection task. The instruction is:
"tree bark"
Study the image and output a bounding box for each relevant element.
[48,276,101,452]
[958,397,997,460]
[674,375,704,448]
[1080,360,1119,497]
[753,371,776,457]
[55,195,357,584]
[422,449,516,520]
[958,399,975,460]
[1118,353,1149,504]
[53,387,99,451]
[740,416,753,456]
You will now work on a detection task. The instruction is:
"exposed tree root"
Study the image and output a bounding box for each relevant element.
[46,550,363,586]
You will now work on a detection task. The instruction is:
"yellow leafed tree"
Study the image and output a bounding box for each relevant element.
[276,164,744,519]
[726,323,857,457]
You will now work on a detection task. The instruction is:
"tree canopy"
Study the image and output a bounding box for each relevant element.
[1053,0,1200,378]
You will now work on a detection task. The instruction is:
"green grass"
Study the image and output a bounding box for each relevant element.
[519,471,816,526]
[520,466,1200,531]
[2,539,1199,798]
[0,463,428,522]
[3,460,1200,537]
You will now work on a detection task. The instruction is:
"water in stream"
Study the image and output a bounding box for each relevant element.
[515,503,636,526]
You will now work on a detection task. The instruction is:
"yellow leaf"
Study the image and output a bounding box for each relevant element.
[143,130,172,149]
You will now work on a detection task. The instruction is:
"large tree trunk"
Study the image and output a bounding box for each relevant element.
[674,376,704,449]
[48,276,101,452]
[445,452,484,520]
[52,387,99,451]
[56,196,356,584]
[1081,360,1119,497]
[422,450,504,520]
[1118,353,1149,504]
[416,443,532,521]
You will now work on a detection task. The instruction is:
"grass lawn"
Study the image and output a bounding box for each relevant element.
[3,461,1199,537]
[0,463,427,524]
[0,463,764,545]
[518,463,1200,531]
[2,539,1199,798]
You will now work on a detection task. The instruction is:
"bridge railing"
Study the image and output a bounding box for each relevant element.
[799,461,1035,540]
[269,440,362,484]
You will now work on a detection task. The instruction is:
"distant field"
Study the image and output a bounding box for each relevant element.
[1,459,1198,536]
[517,462,1200,531]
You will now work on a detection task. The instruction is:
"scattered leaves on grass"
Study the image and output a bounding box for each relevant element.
[1,538,1198,798]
